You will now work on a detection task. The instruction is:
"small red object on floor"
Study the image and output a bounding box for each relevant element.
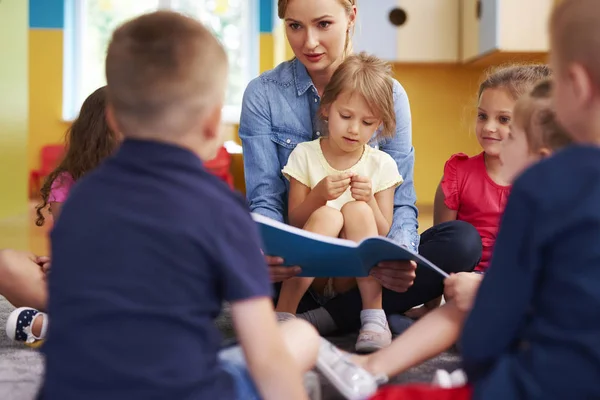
[370,384,472,400]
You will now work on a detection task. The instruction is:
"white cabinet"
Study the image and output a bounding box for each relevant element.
[353,0,460,63]
[478,0,553,55]
[461,0,480,61]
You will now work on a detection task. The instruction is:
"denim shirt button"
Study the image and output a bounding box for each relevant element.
[286,139,291,144]
[314,98,318,103]
[316,131,321,136]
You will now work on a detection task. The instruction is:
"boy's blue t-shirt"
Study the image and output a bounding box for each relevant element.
[41,139,272,400]
[460,145,600,399]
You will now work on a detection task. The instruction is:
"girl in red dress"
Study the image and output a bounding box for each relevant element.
[406,64,553,322]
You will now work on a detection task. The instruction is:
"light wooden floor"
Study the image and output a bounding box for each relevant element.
[0,200,434,255]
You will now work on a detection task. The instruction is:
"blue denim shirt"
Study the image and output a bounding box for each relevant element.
[239,58,420,252]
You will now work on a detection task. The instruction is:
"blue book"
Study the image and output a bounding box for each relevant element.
[252,213,448,278]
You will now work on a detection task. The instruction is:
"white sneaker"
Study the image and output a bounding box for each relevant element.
[316,338,383,400]
[275,312,296,323]
[5,307,48,347]
[449,369,467,386]
[432,368,467,388]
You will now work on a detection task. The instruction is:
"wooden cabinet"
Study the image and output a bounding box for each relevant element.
[395,0,460,63]
[460,0,553,63]
[353,0,460,63]
[353,1,552,65]
[461,0,480,62]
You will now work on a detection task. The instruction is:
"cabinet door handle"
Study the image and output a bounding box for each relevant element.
[476,1,482,19]
[389,7,408,27]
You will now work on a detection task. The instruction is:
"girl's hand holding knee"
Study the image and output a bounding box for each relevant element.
[314,172,353,201]
[350,175,373,203]
[443,272,483,313]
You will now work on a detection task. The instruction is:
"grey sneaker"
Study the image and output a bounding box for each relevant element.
[316,339,381,400]
[355,324,392,353]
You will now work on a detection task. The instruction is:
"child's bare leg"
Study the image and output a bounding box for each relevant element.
[0,249,47,311]
[340,201,380,308]
[275,206,343,314]
[341,202,389,351]
[355,302,467,379]
[278,319,320,372]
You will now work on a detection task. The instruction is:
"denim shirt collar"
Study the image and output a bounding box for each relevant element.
[293,58,315,97]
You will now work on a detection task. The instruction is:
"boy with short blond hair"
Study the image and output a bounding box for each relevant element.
[41,11,352,400]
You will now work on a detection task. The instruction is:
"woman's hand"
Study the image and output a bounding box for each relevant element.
[444,272,483,313]
[370,260,417,292]
[266,255,301,283]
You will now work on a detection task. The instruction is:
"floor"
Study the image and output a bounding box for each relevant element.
[0,201,453,400]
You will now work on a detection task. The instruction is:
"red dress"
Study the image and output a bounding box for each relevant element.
[441,153,511,272]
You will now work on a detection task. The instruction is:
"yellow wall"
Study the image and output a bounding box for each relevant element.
[28,30,68,172]
[0,0,29,220]
[25,7,543,208]
[394,64,485,205]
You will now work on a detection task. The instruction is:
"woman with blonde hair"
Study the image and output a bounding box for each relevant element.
[239,0,482,339]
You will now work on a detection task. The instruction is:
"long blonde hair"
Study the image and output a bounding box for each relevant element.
[277,0,356,57]
[319,52,396,138]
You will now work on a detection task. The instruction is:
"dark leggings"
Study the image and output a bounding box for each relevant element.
[274,220,482,333]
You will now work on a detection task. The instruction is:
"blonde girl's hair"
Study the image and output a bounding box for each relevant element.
[319,52,396,138]
[278,0,356,57]
[513,79,573,153]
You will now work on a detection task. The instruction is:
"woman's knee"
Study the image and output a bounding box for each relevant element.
[420,221,482,274]
[443,220,482,270]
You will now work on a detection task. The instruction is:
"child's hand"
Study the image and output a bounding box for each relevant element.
[350,175,373,203]
[444,272,483,313]
[36,256,51,275]
[314,172,353,201]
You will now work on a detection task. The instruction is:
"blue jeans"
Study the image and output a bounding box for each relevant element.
[219,346,260,400]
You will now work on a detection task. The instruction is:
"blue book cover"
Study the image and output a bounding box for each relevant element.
[252,213,448,278]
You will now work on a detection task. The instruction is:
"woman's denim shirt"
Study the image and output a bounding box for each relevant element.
[239,58,420,252]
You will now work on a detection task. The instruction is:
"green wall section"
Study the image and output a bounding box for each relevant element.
[0,0,29,219]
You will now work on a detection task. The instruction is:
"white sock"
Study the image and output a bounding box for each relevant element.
[360,309,387,333]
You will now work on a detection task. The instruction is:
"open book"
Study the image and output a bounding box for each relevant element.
[251,213,448,278]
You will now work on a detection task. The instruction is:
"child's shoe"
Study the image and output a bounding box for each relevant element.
[275,311,296,323]
[5,307,48,348]
[316,339,384,400]
[356,309,392,353]
[432,368,467,388]
[355,324,392,353]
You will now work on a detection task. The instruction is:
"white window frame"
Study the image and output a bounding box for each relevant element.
[62,0,258,124]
